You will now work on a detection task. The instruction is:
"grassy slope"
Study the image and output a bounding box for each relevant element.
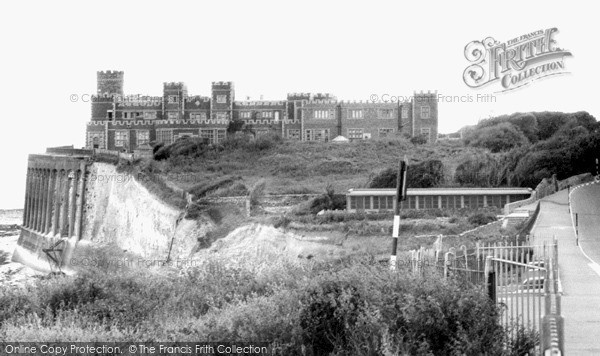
[158,138,488,196]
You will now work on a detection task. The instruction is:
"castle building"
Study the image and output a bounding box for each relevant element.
[86,71,438,151]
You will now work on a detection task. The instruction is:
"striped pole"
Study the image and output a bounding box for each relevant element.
[390,157,408,270]
[575,212,579,245]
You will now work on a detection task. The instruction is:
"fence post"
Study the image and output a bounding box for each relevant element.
[444,252,450,279]
[484,256,496,302]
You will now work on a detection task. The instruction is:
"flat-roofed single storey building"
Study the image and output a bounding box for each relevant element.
[346,187,533,212]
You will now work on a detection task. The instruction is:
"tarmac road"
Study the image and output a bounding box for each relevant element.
[530,184,600,354]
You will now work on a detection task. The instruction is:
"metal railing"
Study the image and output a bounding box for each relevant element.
[402,240,563,355]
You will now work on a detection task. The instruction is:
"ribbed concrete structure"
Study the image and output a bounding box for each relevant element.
[13,153,90,272]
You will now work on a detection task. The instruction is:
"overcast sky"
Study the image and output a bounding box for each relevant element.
[0,0,597,209]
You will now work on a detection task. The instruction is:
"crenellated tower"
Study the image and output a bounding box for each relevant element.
[96,70,124,96]
[211,81,234,121]
[411,90,438,142]
[163,82,187,120]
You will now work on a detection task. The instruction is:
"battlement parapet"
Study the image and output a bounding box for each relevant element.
[312,93,336,100]
[87,121,108,126]
[287,93,313,101]
[244,119,282,125]
[110,120,156,126]
[163,82,186,89]
[413,90,438,97]
[412,90,439,104]
[339,100,397,107]
[212,81,233,86]
[234,100,285,106]
[97,70,124,78]
[154,119,228,125]
[305,99,338,105]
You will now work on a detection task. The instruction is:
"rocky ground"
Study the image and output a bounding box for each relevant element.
[0,210,38,286]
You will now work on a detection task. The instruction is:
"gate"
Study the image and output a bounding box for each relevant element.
[481,238,560,353]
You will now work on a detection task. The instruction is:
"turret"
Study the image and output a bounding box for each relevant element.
[97,70,124,96]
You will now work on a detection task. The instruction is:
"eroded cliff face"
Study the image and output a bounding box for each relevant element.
[81,163,207,260]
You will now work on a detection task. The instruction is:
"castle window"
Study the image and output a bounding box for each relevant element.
[380,109,394,119]
[314,110,329,119]
[88,133,105,149]
[401,107,409,119]
[256,129,270,137]
[287,129,301,140]
[190,112,207,120]
[240,111,251,119]
[200,129,215,144]
[304,129,330,142]
[350,109,363,119]
[107,110,113,120]
[123,111,142,119]
[420,106,430,119]
[156,129,174,145]
[168,95,179,104]
[143,111,157,120]
[114,130,128,147]
[348,128,364,140]
[216,129,226,143]
[216,112,228,121]
[262,111,273,119]
[167,112,179,120]
[216,95,227,104]
[379,128,394,138]
[137,130,150,146]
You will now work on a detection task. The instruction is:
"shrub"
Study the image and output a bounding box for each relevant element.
[505,324,539,356]
[369,160,445,188]
[305,186,346,214]
[272,215,291,228]
[299,281,364,355]
[468,212,497,226]
[410,135,428,145]
[464,122,530,153]
[252,133,281,151]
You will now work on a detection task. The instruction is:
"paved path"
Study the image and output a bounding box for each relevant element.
[529,186,600,355]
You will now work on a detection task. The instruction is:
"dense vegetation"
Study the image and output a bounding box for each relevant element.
[460,111,599,187]
[0,247,535,355]
[142,133,487,199]
[140,110,598,202]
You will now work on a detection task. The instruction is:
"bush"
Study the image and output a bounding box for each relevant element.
[468,212,497,226]
[305,186,347,214]
[464,122,529,152]
[410,135,428,145]
[505,324,539,356]
[299,281,364,355]
[369,160,445,189]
